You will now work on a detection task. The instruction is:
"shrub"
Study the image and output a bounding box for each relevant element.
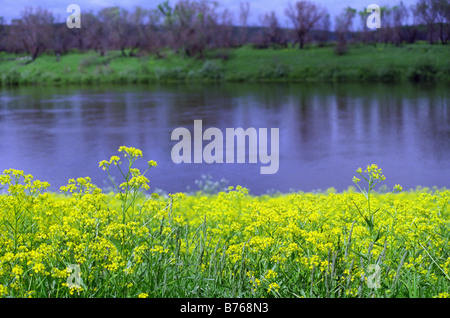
[258,61,290,79]
[378,64,402,83]
[334,42,348,55]
[154,66,187,82]
[196,60,223,80]
[358,66,379,82]
[4,69,21,86]
[407,59,438,82]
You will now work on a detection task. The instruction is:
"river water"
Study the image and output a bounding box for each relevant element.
[0,82,448,195]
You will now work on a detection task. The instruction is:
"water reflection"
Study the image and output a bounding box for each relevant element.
[0,83,448,194]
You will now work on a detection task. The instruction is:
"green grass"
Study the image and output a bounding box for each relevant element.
[1,43,449,86]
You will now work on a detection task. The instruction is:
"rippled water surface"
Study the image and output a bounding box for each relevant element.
[0,83,448,194]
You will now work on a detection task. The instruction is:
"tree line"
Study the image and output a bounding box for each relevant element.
[0,0,448,62]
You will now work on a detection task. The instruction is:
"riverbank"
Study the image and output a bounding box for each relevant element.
[1,43,449,86]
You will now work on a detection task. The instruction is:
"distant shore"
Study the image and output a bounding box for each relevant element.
[1,43,449,86]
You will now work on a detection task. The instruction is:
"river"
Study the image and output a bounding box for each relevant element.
[0,82,448,195]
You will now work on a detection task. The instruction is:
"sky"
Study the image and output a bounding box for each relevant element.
[1,0,418,27]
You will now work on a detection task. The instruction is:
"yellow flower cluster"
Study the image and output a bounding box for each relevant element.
[0,149,448,298]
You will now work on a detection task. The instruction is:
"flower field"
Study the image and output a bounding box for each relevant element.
[0,147,449,298]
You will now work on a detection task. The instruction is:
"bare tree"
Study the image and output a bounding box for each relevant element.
[414,0,439,44]
[159,0,192,54]
[334,7,356,54]
[239,2,251,45]
[4,20,22,53]
[378,6,394,44]
[432,0,450,44]
[212,8,234,48]
[401,2,419,44]
[141,8,165,57]
[391,2,410,45]
[258,11,285,48]
[97,7,131,57]
[285,1,327,49]
[68,21,86,52]
[159,0,219,58]
[316,13,331,46]
[82,12,109,56]
[176,0,208,57]
[357,8,373,44]
[0,17,6,52]
[51,23,71,61]
[127,6,151,57]
[414,0,450,44]
[12,7,54,62]
[158,0,178,51]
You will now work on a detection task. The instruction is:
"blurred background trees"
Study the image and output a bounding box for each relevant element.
[8,7,55,62]
[285,1,328,49]
[0,0,448,62]
[414,0,450,44]
[334,7,356,54]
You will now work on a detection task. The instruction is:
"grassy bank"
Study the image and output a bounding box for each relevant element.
[1,43,449,86]
[0,147,449,298]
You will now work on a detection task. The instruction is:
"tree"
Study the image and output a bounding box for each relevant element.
[379,6,394,44]
[82,12,108,56]
[127,6,152,57]
[413,0,449,44]
[212,8,234,49]
[133,7,164,57]
[51,23,72,61]
[68,20,86,52]
[432,0,450,44]
[159,0,219,58]
[158,0,189,54]
[285,1,327,49]
[316,13,331,46]
[335,7,356,53]
[357,8,374,44]
[175,0,212,57]
[158,0,178,50]
[4,20,21,53]
[257,11,285,48]
[401,2,419,44]
[98,7,131,57]
[239,2,251,45]
[391,2,410,45]
[12,7,54,62]
[0,17,6,52]
[371,5,405,45]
